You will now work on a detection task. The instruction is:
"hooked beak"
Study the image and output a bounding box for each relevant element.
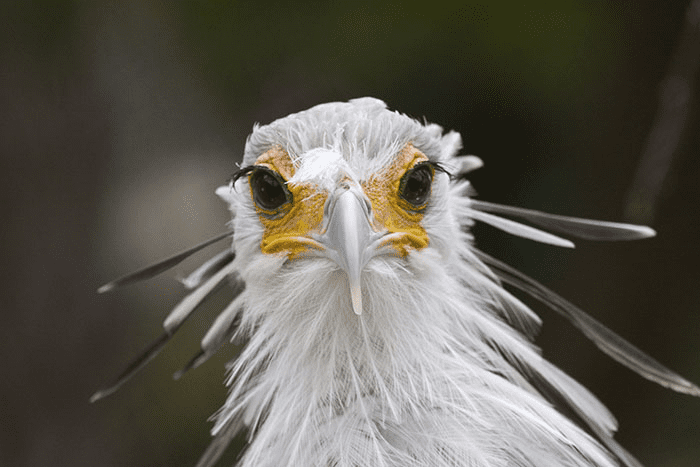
[314,184,386,315]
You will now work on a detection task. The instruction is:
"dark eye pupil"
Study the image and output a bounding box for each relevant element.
[400,165,433,206]
[251,170,287,209]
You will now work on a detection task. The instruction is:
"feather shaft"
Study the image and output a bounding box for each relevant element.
[162,260,237,333]
[97,231,233,293]
[90,331,172,402]
[181,249,235,289]
[470,200,655,241]
[469,209,575,248]
[475,250,700,396]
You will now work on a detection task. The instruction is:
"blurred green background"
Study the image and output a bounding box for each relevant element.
[2,1,699,466]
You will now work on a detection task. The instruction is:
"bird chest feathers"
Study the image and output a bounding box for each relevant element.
[93,97,698,467]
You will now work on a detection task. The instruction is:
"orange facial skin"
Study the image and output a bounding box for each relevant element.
[250,146,328,258]
[250,143,431,258]
[361,143,431,257]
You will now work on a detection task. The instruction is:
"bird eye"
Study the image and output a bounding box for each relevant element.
[399,163,434,208]
[249,168,290,210]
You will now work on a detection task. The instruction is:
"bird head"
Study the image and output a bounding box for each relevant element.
[221,97,459,317]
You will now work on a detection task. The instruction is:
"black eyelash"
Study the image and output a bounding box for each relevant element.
[227,165,256,189]
[428,161,452,179]
[228,162,451,187]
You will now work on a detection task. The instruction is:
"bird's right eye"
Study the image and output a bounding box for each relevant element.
[249,167,290,211]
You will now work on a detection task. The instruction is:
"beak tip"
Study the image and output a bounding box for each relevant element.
[351,286,363,315]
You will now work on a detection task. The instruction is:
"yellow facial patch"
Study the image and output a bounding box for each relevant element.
[362,143,432,257]
[250,143,433,259]
[250,147,327,257]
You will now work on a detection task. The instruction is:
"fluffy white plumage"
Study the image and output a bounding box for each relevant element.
[93,98,698,467]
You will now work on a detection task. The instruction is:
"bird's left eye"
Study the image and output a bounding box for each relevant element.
[399,163,434,208]
[249,167,290,211]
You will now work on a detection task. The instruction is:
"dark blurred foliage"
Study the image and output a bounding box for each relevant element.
[2,1,699,466]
